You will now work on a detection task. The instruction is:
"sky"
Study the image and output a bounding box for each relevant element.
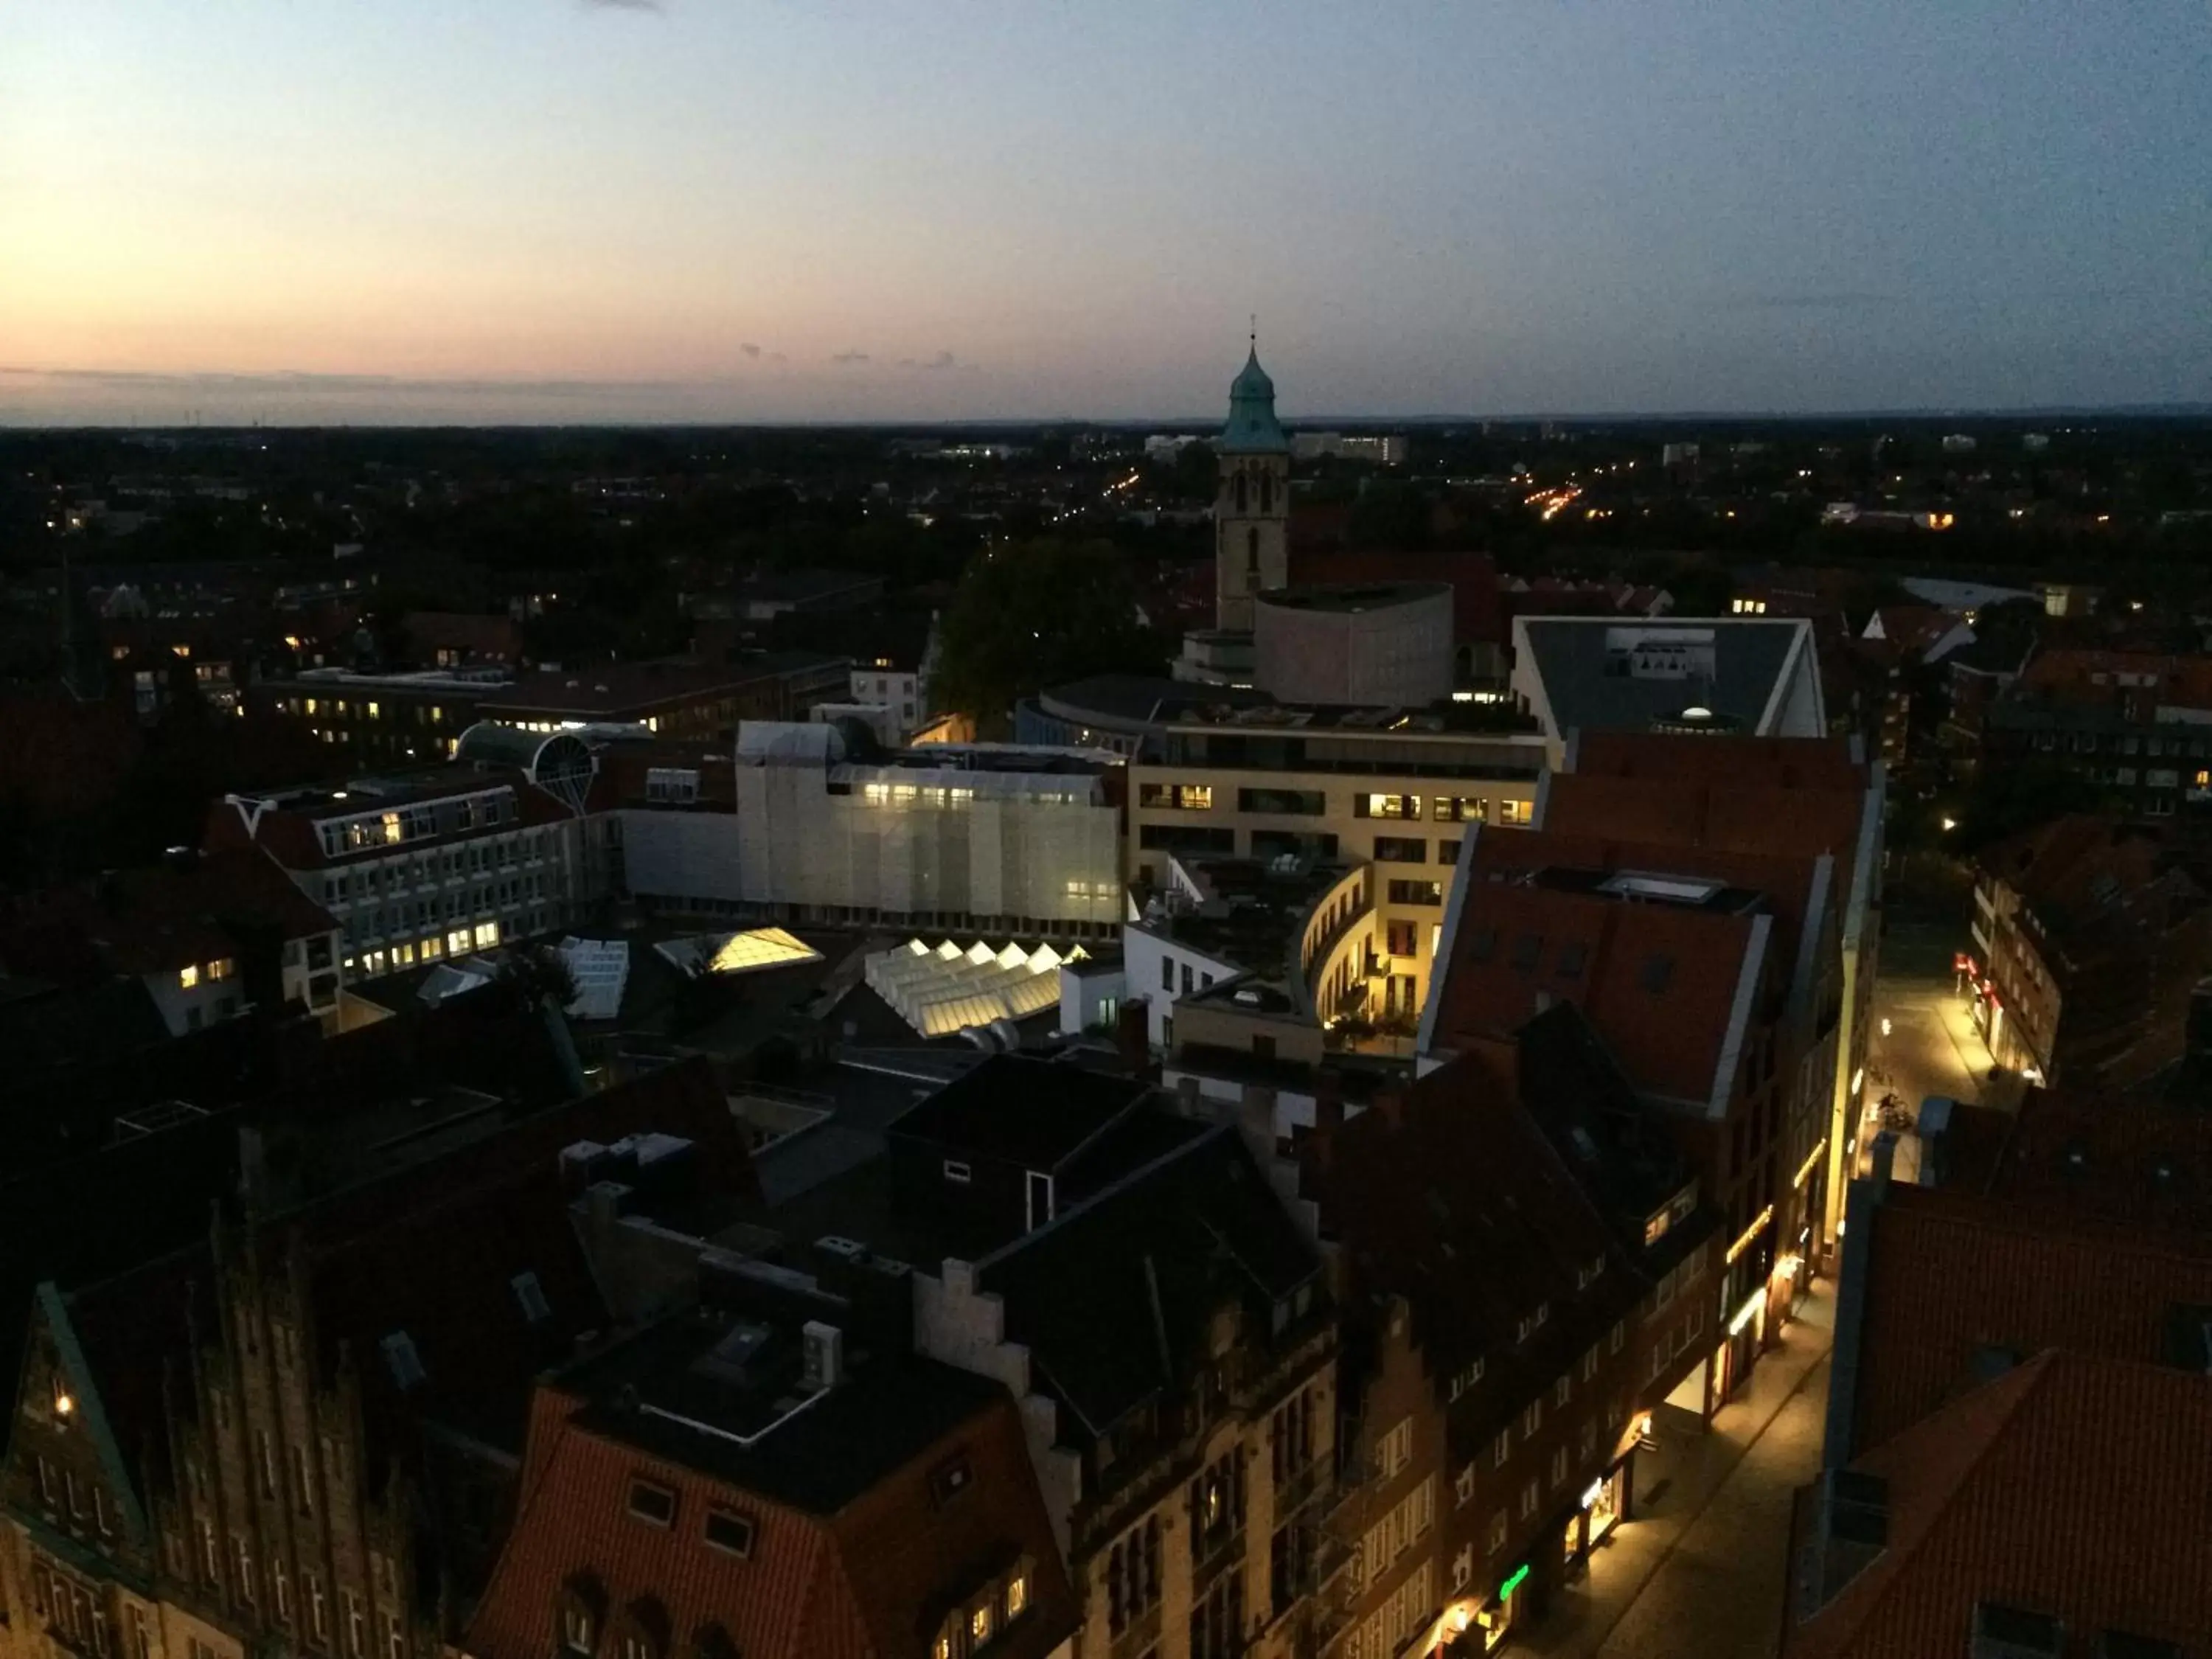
[3,1,2209,425]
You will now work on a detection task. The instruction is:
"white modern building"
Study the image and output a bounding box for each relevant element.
[728,723,1124,938]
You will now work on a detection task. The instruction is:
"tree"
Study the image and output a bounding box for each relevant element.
[931,540,1166,730]
[495,943,578,1015]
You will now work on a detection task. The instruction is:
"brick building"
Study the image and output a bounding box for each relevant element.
[1311,1006,1719,1652]
[0,1062,757,1659]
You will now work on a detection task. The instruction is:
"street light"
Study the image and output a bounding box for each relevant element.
[1881,1017,1893,1037]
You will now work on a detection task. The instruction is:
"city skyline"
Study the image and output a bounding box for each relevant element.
[5,0,2211,425]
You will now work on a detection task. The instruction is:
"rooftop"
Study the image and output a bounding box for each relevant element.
[1789,1352,2212,1659]
[1258,581,1451,614]
[886,1053,1151,1172]
[1516,614,1818,738]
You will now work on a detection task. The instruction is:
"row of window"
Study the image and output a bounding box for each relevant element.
[177,956,236,991]
[1136,785,1537,827]
[342,920,503,978]
[319,830,553,903]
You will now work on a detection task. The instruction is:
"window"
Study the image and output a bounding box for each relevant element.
[344,1592,366,1659]
[1487,1509,1509,1554]
[1434,796,1487,824]
[1454,1464,1475,1506]
[1580,1346,1599,1382]
[1521,1398,1543,1438]
[308,1573,329,1642]
[179,964,201,990]
[1137,782,1214,810]
[942,1160,973,1185]
[1500,799,1536,826]
[703,1509,754,1559]
[1554,1374,1572,1408]
[1271,1388,1316,1484]
[1189,1571,1244,1659]
[1006,1573,1029,1618]
[559,1599,592,1655]
[1452,1544,1473,1591]
[1549,1446,1569,1489]
[1439,838,1461,865]
[1519,1479,1539,1520]
[1356,793,1422,820]
[1107,1517,1162,1635]
[1610,1320,1626,1355]
[1492,1428,1511,1469]
[1579,1419,1598,1460]
[969,1604,993,1646]
[1373,836,1427,863]
[1377,1417,1413,1480]
[627,1481,675,1527]
[1189,1451,1243,1560]
[1386,879,1445,906]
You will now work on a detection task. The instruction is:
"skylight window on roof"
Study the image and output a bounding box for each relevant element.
[703,1509,755,1559]
[1599,872,1723,905]
[627,1481,675,1528]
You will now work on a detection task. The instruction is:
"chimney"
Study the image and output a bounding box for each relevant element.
[1115,998,1154,1081]
[800,1321,844,1392]
[1313,1068,1345,1135]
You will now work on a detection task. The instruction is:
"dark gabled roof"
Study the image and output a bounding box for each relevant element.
[1310,1050,1694,1422]
[565,1326,1012,1514]
[975,1124,1322,1439]
[885,1054,1150,1173]
[55,1057,757,1483]
[467,1373,1077,1659]
[1515,1001,1702,1235]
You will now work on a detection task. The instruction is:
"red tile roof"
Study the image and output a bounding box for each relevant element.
[1430,835,1776,1110]
[2017,646,2212,713]
[0,846,338,978]
[1961,1085,2212,1231]
[1787,1352,2212,1659]
[1846,1180,2212,1453]
[468,1374,1075,1659]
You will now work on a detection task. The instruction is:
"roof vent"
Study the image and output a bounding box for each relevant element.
[815,1235,870,1262]
[1972,1603,2065,1659]
[800,1321,844,1393]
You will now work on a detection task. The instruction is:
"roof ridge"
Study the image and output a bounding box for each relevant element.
[1808,1351,2061,1656]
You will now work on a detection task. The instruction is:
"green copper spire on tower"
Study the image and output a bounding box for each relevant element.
[1220,333,1288,456]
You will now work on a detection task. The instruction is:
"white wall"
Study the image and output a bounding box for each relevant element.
[621,808,743,904]
[1121,924,1242,1046]
[734,762,1121,931]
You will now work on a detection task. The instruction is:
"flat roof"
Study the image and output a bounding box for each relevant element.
[1258,581,1451,613]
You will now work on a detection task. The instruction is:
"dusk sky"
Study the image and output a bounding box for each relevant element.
[4,1,2208,425]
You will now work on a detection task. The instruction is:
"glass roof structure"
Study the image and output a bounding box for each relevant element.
[862,938,1074,1039]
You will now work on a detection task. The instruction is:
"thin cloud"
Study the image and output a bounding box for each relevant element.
[830,350,871,365]
[740,343,762,359]
[580,0,664,13]
[1733,293,1899,311]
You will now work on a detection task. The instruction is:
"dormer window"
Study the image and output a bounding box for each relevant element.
[942,1160,973,1186]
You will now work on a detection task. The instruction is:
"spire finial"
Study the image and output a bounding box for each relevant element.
[1249,313,1257,353]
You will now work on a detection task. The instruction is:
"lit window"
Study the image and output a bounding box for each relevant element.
[473,922,500,949]
[1006,1576,1027,1618]
[179,964,201,990]
[970,1606,992,1644]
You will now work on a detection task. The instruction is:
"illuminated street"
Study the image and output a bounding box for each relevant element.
[1518,1293,1834,1659]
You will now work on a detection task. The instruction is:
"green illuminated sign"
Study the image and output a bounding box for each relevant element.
[1500,1563,1530,1599]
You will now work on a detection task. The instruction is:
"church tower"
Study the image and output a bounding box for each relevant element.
[1214,338,1290,632]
